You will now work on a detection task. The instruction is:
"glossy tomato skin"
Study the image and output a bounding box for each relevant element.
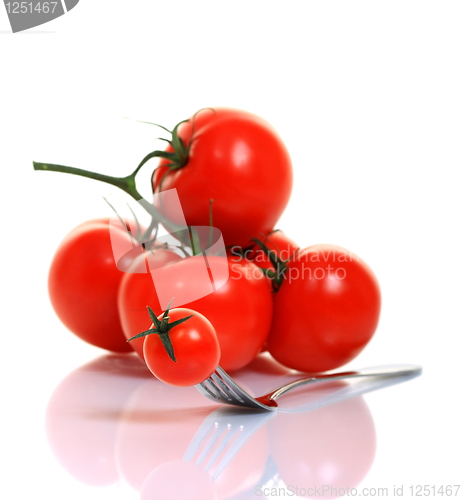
[48,219,139,352]
[153,108,293,248]
[118,255,273,372]
[267,245,381,372]
[143,308,220,387]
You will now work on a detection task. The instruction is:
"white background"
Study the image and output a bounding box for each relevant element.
[1,2,461,499]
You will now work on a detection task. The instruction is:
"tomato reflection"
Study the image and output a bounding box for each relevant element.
[140,460,217,500]
[45,354,150,486]
[116,379,270,499]
[269,382,376,499]
[115,377,214,491]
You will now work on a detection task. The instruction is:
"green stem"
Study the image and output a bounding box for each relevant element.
[33,162,141,198]
[188,226,202,255]
[33,161,184,233]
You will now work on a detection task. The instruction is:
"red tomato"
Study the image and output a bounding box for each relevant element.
[140,308,221,387]
[267,245,381,372]
[118,255,273,372]
[152,108,293,248]
[117,247,183,359]
[48,219,142,352]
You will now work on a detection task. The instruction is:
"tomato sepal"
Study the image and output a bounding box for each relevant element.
[127,303,194,363]
[251,237,288,292]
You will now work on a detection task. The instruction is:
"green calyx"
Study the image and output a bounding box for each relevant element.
[142,108,216,184]
[251,237,288,292]
[126,299,193,362]
[142,109,215,185]
[140,118,191,183]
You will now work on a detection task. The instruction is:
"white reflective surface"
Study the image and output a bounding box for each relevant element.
[42,353,419,500]
[2,2,462,499]
[1,340,453,500]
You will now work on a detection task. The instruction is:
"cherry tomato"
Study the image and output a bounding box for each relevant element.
[48,219,142,352]
[118,255,273,372]
[139,308,221,387]
[267,245,381,372]
[152,108,293,248]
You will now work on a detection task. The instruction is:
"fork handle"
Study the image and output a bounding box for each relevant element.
[267,364,422,402]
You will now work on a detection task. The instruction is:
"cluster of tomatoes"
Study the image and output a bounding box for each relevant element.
[45,107,381,387]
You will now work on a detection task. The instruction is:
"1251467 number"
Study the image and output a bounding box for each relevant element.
[5,2,58,14]
[410,485,460,496]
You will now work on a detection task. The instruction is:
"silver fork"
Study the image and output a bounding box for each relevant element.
[196,364,422,411]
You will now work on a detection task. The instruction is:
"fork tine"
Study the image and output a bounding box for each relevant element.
[201,377,233,402]
[210,371,245,403]
[199,369,245,404]
[197,367,274,410]
[214,366,244,391]
[198,380,223,401]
